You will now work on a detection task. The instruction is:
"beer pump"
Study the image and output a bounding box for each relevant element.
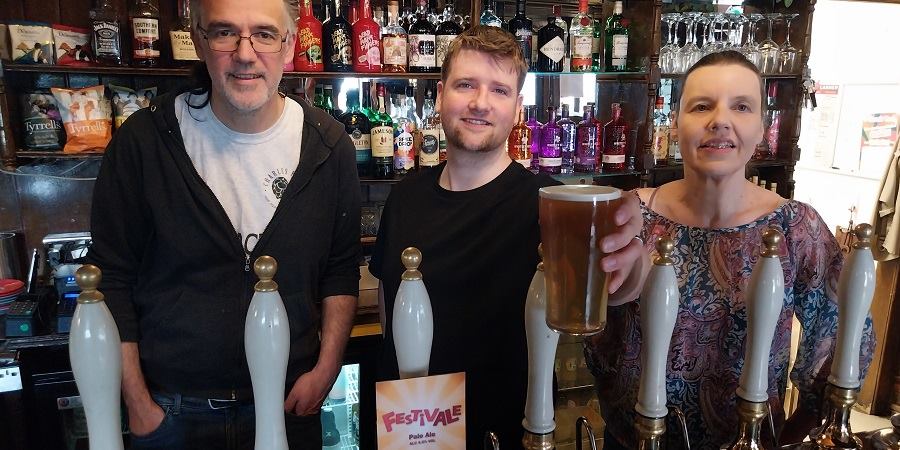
[392,247,434,379]
[245,256,290,450]
[70,264,125,450]
[724,228,786,450]
[867,413,900,449]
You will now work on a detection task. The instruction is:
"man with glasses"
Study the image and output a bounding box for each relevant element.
[86,0,360,448]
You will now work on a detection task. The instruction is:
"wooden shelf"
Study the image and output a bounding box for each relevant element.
[16,150,103,159]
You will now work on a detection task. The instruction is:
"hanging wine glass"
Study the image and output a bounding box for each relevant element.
[743,14,764,69]
[677,12,701,73]
[758,13,782,74]
[730,14,747,51]
[780,13,801,74]
[660,13,682,74]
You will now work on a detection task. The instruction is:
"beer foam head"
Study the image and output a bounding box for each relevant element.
[539,185,621,202]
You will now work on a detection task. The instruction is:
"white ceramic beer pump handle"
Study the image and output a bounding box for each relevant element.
[393,247,434,379]
[245,256,290,450]
[636,237,679,420]
[69,264,125,450]
[737,229,786,403]
[829,224,876,389]
[523,244,560,434]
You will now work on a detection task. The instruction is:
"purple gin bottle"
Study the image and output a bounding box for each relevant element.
[539,106,562,174]
[575,103,600,173]
[524,105,543,172]
[557,104,577,174]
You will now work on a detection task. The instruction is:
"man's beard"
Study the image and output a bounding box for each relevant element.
[444,122,504,154]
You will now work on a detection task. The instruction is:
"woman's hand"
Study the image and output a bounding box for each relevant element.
[601,191,649,304]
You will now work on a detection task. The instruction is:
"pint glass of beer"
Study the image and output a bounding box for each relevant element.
[539,185,623,335]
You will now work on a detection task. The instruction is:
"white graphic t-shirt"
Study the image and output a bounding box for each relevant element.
[175,92,304,254]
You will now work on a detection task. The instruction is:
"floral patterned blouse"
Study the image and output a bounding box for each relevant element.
[585,199,876,450]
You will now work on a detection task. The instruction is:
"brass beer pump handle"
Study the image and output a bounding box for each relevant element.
[654,236,675,266]
[401,247,423,281]
[254,255,279,292]
[575,417,598,450]
[75,264,104,304]
[724,398,768,450]
[807,385,864,450]
[484,431,500,450]
[852,223,873,249]
[761,228,784,258]
[635,415,666,450]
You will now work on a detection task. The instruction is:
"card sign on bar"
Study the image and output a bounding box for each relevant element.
[376,372,466,449]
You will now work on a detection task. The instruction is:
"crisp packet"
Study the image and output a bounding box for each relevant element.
[20,92,65,150]
[53,24,93,66]
[51,85,113,153]
[8,21,54,64]
[109,84,156,128]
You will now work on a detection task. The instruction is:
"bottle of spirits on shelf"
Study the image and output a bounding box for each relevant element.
[764,82,782,160]
[408,0,437,73]
[361,81,375,120]
[341,89,373,177]
[651,96,669,166]
[313,85,325,109]
[507,107,530,168]
[553,5,569,71]
[436,1,462,68]
[323,0,353,72]
[352,0,382,72]
[419,90,441,169]
[480,0,502,27]
[604,0,628,71]
[401,0,416,30]
[507,0,533,70]
[525,105,543,171]
[558,104,577,173]
[575,103,600,173]
[569,0,594,72]
[296,0,324,71]
[382,0,408,73]
[90,0,125,66]
[591,17,602,71]
[323,84,336,117]
[349,0,360,24]
[537,12,565,72]
[170,0,198,66]
[392,86,418,176]
[540,106,563,174]
[130,0,160,67]
[372,84,396,179]
[601,102,628,172]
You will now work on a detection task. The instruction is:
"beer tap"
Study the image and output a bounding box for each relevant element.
[245,256,290,450]
[522,244,559,450]
[867,413,900,449]
[393,247,434,379]
[69,264,125,450]
[801,224,875,450]
[635,237,690,450]
[724,229,785,450]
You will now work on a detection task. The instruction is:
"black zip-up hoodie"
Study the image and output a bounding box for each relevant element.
[86,89,361,399]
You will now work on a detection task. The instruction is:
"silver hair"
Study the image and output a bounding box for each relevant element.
[190,0,298,35]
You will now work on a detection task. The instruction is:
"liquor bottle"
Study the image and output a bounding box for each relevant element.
[558,104,577,173]
[90,0,125,66]
[651,96,669,166]
[764,82,782,160]
[313,85,325,109]
[436,1,462,68]
[591,17,602,71]
[130,0,160,67]
[381,0,408,73]
[508,107,532,168]
[408,0,437,73]
[575,104,600,173]
[372,84,395,179]
[170,0,198,66]
[569,0,594,72]
[349,0,360,24]
[553,5,569,71]
[401,0,416,30]
[496,1,508,28]
[604,0,628,71]
[393,86,418,176]
[507,0,533,70]
[296,0,324,71]
[480,0,502,27]
[360,81,376,120]
[524,105,542,171]
[323,84,337,117]
[323,0,353,72]
[438,112,448,162]
[601,102,628,172]
[353,0,382,72]
[419,90,441,169]
[540,106,562,174]
[536,13,564,72]
[342,89,373,177]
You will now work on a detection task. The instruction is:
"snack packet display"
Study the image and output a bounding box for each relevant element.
[109,84,156,127]
[50,85,113,153]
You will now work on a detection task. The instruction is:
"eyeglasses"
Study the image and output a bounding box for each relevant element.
[197,26,288,53]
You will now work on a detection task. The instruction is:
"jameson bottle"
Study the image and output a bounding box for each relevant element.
[353,0,382,72]
[296,0,324,71]
[381,0,408,73]
[508,107,532,168]
[540,106,562,174]
[90,0,125,66]
[323,0,353,72]
[569,0,594,72]
[408,0,437,73]
[604,0,629,71]
[601,102,628,172]
[507,0,532,69]
[575,103,600,173]
[372,84,395,179]
[341,89,373,177]
[435,1,462,68]
[130,0,160,67]
[536,12,564,72]
[170,0,198,66]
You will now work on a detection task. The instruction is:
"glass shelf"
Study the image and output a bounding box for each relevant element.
[661,72,801,80]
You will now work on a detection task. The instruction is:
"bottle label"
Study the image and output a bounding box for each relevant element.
[92,21,122,58]
[170,30,199,61]
[540,36,564,63]
[515,29,532,65]
[330,29,353,65]
[652,126,669,161]
[382,36,408,65]
[575,155,595,166]
[420,129,440,166]
[436,34,456,67]
[766,113,781,153]
[297,25,324,67]
[571,35,592,61]
[372,126,394,157]
[132,18,160,58]
[355,28,381,67]
[539,157,562,167]
[611,35,628,66]
[351,130,372,154]
[602,154,626,164]
[438,126,447,162]
[394,130,415,170]
[408,34,436,68]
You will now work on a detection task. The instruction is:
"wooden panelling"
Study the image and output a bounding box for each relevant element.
[58,0,93,29]
[14,173,94,259]
[858,259,900,414]
[22,0,61,24]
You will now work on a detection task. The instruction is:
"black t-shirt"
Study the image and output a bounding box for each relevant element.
[370,161,560,449]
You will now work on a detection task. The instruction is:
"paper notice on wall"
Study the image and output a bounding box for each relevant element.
[376,372,466,449]
[807,84,841,169]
